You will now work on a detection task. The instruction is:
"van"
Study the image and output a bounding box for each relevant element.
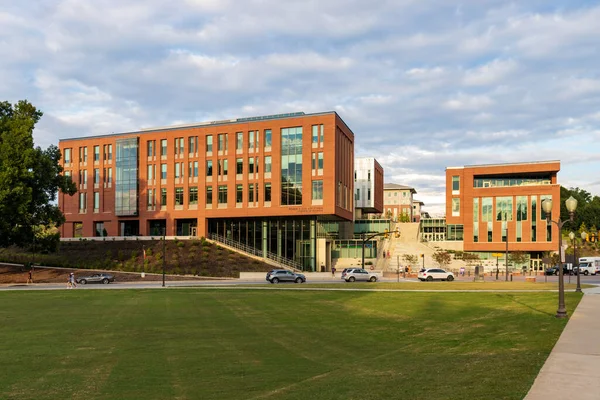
[578,257,600,275]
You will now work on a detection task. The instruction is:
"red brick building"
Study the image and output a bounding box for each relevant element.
[58,112,355,270]
[445,161,561,270]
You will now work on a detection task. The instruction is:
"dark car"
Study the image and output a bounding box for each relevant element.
[544,266,573,276]
[76,273,115,284]
[266,269,306,284]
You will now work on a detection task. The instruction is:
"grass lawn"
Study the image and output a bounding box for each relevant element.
[0,289,583,400]
[271,281,595,290]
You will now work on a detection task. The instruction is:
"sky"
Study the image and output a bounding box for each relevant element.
[2,0,600,216]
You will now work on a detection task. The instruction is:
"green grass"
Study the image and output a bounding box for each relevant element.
[0,289,583,400]
[270,281,595,290]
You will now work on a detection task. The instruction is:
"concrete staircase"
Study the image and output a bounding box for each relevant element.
[386,223,467,272]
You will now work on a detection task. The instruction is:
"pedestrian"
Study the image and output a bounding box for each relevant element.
[69,273,77,289]
[331,267,336,277]
[27,269,33,284]
[460,267,465,277]
[67,275,72,289]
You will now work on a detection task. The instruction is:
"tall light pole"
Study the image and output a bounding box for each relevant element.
[504,214,509,281]
[576,232,587,293]
[162,227,166,287]
[542,196,578,318]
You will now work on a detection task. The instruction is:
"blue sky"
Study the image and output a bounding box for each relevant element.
[2,0,600,215]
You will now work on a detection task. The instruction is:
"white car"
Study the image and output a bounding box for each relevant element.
[418,268,455,282]
[341,268,378,282]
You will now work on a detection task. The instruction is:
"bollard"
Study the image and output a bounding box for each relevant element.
[510,274,513,282]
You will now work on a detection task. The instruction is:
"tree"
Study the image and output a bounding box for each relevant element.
[462,252,480,266]
[0,100,76,248]
[508,251,529,269]
[432,250,452,269]
[402,254,417,267]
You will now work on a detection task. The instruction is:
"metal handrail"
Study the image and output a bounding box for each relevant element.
[209,233,303,271]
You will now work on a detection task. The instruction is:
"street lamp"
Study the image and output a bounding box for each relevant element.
[542,196,577,318]
[162,227,166,287]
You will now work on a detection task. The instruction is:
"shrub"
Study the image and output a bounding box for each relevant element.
[177,241,185,248]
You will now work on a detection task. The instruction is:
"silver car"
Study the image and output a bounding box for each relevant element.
[266,269,306,284]
[341,268,378,282]
[76,273,115,285]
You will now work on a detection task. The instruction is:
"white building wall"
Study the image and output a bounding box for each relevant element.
[354,157,376,210]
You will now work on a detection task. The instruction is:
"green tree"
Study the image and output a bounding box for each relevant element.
[432,250,452,269]
[508,251,528,268]
[402,254,417,267]
[0,100,76,248]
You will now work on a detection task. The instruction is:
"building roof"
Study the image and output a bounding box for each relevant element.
[446,160,560,170]
[384,183,417,193]
[59,110,350,142]
[413,199,425,205]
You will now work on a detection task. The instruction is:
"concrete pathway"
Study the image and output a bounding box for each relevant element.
[524,286,600,400]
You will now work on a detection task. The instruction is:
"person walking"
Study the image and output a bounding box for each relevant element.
[69,273,77,289]
[331,267,336,277]
[27,269,33,284]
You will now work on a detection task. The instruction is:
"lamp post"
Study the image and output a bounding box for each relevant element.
[504,216,509,281]
[542,196,578,318]
[577,232,587,292]
[162,227,166,287]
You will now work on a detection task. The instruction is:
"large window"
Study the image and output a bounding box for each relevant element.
[236,158,243,174]
[93,192,100,211]
[175,188,183,206]
[473,198,479,242]
[312,180,323,200]
[236,132,243,150]
[218,185,228,204]
[115,138,138,216]
[496,197,513,221]
[264,129,272,147]
[78,192,85,211]
[206,160,213,176]
[517,196,528,221]
[451,198,460,216]
[147,141,155,157]
[64,148,71,163]
[188,136,197,154]
[236,184,243,203]
[248,183,255,202]
[206,186,213,205]
[218,134,227,152]
[265,183,272,202]
[160,139,167,156]
[161,164,167,179]
[206,135,213,152]
[281,126,303,205]
[93,146,100,162]
[93,168,100,184]
[161,188,167,206]
[452,176,459,192]
[189,187,198,205]
[482,197,493,222]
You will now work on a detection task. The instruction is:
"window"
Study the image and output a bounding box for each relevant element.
[94,222,105,237]
[188,161,198,177]
[473,198,479,242]
[189,187,198,205]
[312,125,318,144]
[248,130,255,150]
[248,157,254,173]
[255,157,259,173]
[147,141,155,157]
[80,146,88,162]
[368,170,371,181]
[356,188,360,201]
[319,124,324,143]
[531,196,537,242]
[175,187,184,205]
[161,188,167,207]
[264,129,272,147]
[218,133,227,152]
[206,160,213,176]
[93,168,100,184]
[147,189,155,207]
[264,156,271,173]
[312,180,323,200]
[318,152,323,169]
[281,127,303,205]
[79,170,87,185]
[161,139,167,156]
[105,168,112,183]
[79,192,86,211]
[65,170,71,177]
[175,137,184,155]
[93,192,100,211]
[452,198,460,216]
[64,148,71,163]
[107,144,112,160]
[73,222,83,237]
[312,153,316,170]
[452,176,460,192]
[218,159,228,176]
[206,186,213,205]
[206,135,213,152]
[175,162,182,179]
[541,195,552,220]
[236,158,243,174]
[496,197,513,221]
[114,138,139,217]
[265,183,272,202]
[248,183,255,202]
[218,185,227,204]
[236,184,243,203]
[482,197,493,222]
[517,196,528,221]
[161,164,167,179]
[188,136,197,154]
[236,132,243,150]
[93,146,100,162]
[367,188,371,201]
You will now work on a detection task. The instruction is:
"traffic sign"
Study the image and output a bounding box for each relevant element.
[492,253,504,257]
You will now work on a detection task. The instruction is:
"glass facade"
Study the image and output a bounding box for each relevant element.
[281,127,303,205]
[473,176,552,188]
[209,217,316,270]
[446,224,463,241]
[115,138,138,216]
[473,198,479,242]
[496,197,513,221]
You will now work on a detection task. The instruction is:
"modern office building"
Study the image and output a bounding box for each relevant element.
[354,157,384,218]
[383,184,416,221]
[445,160,561,271]
[58,111,355,270]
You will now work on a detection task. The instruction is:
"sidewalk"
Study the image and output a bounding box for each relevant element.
[524,286,600,400]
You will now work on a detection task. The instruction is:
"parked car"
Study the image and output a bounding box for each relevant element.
[265,269,306,284]
[545,265,574,276]
[418,268,454,282]
[545,266,559,276]
[341,268,378,282]
[76,273,115,284]
[576,262,596,276]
